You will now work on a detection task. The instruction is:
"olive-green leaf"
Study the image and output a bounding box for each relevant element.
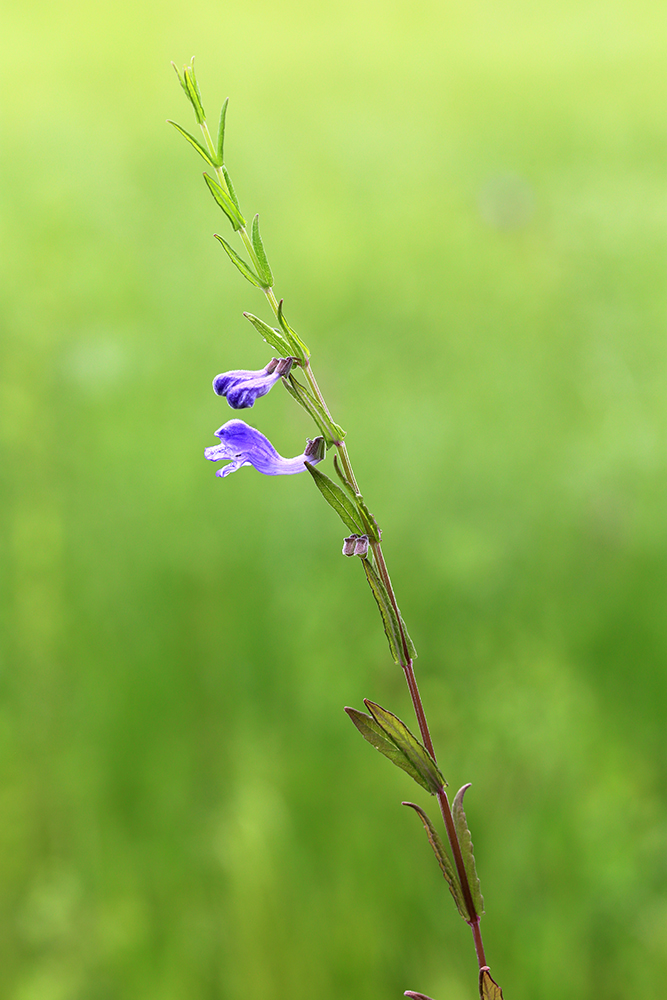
[356,496,381,544]
[360,561,417,666]
[217,97,229,164]
[452,784,484,917]
[333,455,357,499]
[344,708,433,794]
[365,701,445,794]
[304,465,364,534]
[479,968,504,1000]
[283,375,345,445]
[167,120,217,167]
[403,802,467,920]
[361,558,402,664]
[203,173,245,230]
[277,300,310,360]
[242,313,293,355]
[251,215,274,288]
[214,235,262,287]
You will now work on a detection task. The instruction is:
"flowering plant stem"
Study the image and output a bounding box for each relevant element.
[172,59,502,998]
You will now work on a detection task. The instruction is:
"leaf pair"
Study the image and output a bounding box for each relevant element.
[404,784,483,924]
[243,305,310,366]
[345,700,445,795]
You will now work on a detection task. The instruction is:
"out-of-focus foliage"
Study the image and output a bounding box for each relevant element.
[0,1,664,998]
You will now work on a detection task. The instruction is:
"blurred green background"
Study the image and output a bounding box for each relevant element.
[0,0,665,997]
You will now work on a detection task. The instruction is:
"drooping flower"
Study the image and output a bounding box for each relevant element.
[212,357,294,409]
[204,419,325,478]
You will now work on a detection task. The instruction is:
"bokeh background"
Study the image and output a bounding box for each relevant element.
[0,1,665,997]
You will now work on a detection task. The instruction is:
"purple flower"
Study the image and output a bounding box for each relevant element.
[212,358,294,409]
[205,419,325,478]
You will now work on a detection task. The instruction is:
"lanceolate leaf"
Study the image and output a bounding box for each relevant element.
[405,993,436,1000]
[214,235,262,287]
[283,375,345,445]
[452,784,484,917]
[204,172,246,230]
[333,455,357,499]
[277,300,310,360]
[403,802,467,920]
[365,701,445,794]
[361,560,417,666]
[217,97,229,164]
[243,312,292,355]
[222,167,241,211]
[251,214,274,288]
[167,120,217,167]
[356,496,381,544]
[479,969,504,1000]
[361,558,402,664]
[345,708,433,794]
[304,464,364,534]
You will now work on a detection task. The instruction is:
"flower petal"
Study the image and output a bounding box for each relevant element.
[205,419,324,477]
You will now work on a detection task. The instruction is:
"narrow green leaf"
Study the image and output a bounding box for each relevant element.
[356,497,381,544]
[167,120,217,166]
[304,465,364,534]
[277,300,310,360]
[173,58,207,124]
[361,559,404,665]
[345,708,432,793]
[204,173,246,230]
[479,969,504,1000]
[214,235,263,287]
[217,97,229,163]
[242,312,292,355]
[284,376,345,445]
[403,802,467,920]
[361,561,416,665]
[333,455,357,500]
[365,701,446,794]
[452,784,484,918]
[251,215,274,288]
[222,167,241,211]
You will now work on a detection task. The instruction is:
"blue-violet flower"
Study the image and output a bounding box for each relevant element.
[205,419,325,478]
[212,357,294,408]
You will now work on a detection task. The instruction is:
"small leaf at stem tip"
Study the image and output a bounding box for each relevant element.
[403,802,468,920]
[305,464,364,534]
[277,300,310,360]
[203,173,245,230]
[217,97,229,164]
[364,701,445,794]
[251,215,274,288]
[452,784,484,918]
[405,992,436,1000]
[214,235,263,287]
[173,58,206,124]
[242,313,293,356]
[479,968,504,1000]
[344,707,434,793]
[167,121,218,166]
